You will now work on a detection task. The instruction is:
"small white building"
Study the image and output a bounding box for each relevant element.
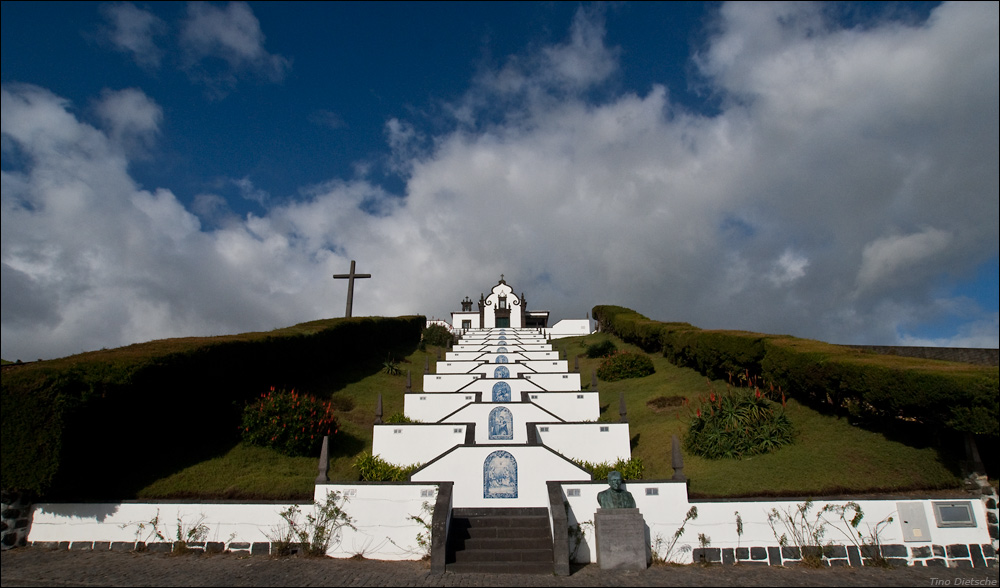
[450,276,549,331]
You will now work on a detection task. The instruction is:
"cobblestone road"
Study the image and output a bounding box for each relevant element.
[2,548,997,587]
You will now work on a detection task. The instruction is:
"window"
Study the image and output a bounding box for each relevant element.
[932,501,976,527]
[462,320,472,329]
[566,489,580,497]
[600,426,609,432]
[645,488,659,496]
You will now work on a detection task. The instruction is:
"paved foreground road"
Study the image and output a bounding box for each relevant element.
[2,548,996,587]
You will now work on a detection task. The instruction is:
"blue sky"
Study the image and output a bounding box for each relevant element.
[2,2,997,360]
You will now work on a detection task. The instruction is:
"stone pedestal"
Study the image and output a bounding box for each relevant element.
[595,508,648,571]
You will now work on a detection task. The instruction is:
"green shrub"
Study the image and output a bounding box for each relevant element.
[241,388,338,457]
[353,451,421,481]
[574,457,644,481]
[384,412,414,424]
[421,324,453,347]
[685,384,794,459]
[597,351,655,381]
[586,339,617,358]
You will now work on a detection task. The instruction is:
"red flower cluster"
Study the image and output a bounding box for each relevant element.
[240,387,338,456]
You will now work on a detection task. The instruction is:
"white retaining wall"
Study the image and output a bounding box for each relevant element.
[522,372,581,391]
[422,373,481,392]
[412,446,590,508]
[403,393,476,423]
[558,481,994,566]
[452,378,545,396]
[545,319,594,339]
[27,483,437,561]
[535,423,631,463]
[441,403,564,444]
[529,391,601,422]
[372,424,468,465]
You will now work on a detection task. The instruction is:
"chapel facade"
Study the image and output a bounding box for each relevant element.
[451,276,550,331]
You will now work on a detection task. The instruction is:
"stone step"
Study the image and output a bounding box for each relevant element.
[463,536,551,550]
[460,525,550,540]
[446,561,555,575]
[446,508,554,575]
[454,547,553,563]
[453,516,550,529]
[452,507,548,517]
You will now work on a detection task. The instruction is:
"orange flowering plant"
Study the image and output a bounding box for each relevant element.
[241,387,338,456]
[685,373,793,460]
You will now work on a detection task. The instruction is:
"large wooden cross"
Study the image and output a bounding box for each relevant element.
[332,260,371,318]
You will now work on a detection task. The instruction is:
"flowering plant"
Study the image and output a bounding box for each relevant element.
[685,374,793,459]
[241,387,338,456]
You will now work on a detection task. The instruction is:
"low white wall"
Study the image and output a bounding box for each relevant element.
[372,424,468,465]
[520,360,570,373]
[28,483,438,561]
[455,378,545,396]
[436,362,536,377]
[546,319,594,339]
[559,482,994,566]
[442,403,563,444]
[536,423,631,463]
[446,352,531,362]
[422,373,481,392]
[29,502,291,546]
[522,372,581,391]
[520,351,561,360]
[412,446,589,508]
[530,392,601,422]
[313,484,438,560]
[403,393,476,423]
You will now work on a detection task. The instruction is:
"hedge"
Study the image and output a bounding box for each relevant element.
[593,305,998,439]
[1,315,424,498]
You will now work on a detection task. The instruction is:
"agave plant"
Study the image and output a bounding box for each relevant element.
[685,380,794,459]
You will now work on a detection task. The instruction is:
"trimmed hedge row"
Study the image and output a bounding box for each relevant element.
[593,306,999,438]
[1,316,424,498]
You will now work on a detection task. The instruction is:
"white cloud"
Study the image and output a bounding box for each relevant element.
[93,87,162,156]
[855,228,952,294]
[99,2,167,69]
[2,3,998,360]
[770,250,809,286]
[179,1,291,95]
[899,312,1000,349]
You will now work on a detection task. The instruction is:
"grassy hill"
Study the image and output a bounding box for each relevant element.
[133,333,964,500]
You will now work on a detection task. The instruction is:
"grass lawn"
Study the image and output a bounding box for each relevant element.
[137,334,963,500]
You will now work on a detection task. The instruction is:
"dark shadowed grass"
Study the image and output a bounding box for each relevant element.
[136,345,440,500]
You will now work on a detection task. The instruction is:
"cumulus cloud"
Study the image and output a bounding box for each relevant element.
[93,87,162,157]
[99,2,167,69]
[2,2,998,360]
[179,1,291,95]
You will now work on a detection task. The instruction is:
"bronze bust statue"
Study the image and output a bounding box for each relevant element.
[597,471,636,509]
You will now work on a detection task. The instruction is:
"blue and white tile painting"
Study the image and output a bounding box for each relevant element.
[483,450,518,498]
[495,355,508,364]
[494,366,510,379]
[488,406,514,440]
[496,346,508,353]
[492,381,511,402]
[498,335,507,340]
